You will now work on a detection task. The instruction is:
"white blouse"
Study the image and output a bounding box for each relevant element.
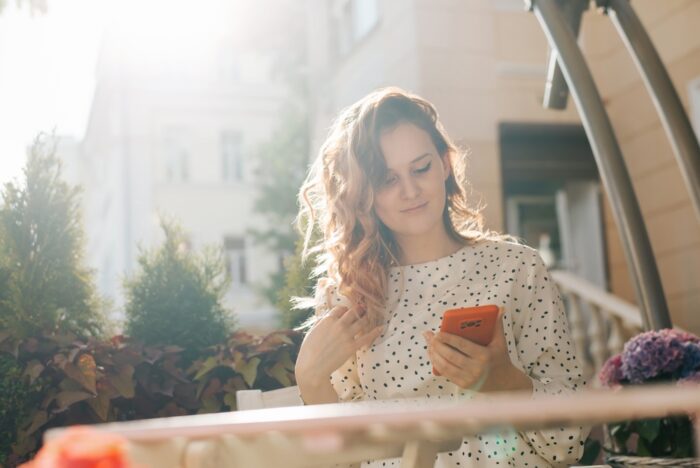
[320,239,588,468]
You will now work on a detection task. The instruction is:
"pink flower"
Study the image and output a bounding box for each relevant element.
[20,426,135,468]
[599,353,624,387]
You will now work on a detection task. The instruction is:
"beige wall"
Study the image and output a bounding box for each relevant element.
[306,0,700,332]
[583,0,700,332]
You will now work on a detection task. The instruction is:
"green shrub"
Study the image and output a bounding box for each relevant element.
[124,220,235,353]
[0,143,105,339]
[276,239,318,329]
[2,329,302,465]
[0,353,38,466]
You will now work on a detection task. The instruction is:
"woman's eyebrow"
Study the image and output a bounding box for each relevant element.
[410,153,432,164]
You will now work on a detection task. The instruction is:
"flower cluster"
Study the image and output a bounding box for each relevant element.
[20,427,133,468]
[599,328,700,387]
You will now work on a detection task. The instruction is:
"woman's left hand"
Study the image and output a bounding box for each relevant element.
[422,310,532,392]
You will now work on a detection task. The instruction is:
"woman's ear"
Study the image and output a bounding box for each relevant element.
[440,153,452,181]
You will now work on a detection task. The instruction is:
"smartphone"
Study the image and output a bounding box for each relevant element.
[433,304,500,376]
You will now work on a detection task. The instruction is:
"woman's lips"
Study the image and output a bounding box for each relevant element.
[401,201,428,213]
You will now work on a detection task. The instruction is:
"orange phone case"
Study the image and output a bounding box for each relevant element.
[433,304,500,376]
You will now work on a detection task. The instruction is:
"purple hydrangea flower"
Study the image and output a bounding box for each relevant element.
[680,342,700,378]
[620,329,687,383]
[666,329,700,344]
[599,353,625,387]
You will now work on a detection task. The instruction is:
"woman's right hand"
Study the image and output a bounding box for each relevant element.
[295,305,383,389]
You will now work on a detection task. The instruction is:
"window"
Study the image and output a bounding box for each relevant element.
[221,131,244,182]
[331,0,379,58]
[163,127,190,182]
[352,0,379,41]
[224,236,247,286]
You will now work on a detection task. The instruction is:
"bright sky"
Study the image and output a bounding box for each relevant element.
[0,0,108,186]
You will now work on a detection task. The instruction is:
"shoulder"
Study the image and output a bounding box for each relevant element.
[467,238,544,266]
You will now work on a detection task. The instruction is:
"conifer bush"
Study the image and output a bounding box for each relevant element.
[124,220,235,353]
[0,143,105,339]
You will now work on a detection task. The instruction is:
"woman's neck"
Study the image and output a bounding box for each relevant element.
[394,225,465,266]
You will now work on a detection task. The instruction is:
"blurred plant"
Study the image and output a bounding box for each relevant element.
[275,238,319,329]
[599,328,700,459]
[0,139,106,340]
[124,219,235,354]
[0,329,301,466]
[247,0,317,326]
[0,353,41,466]
[248,101,311,307]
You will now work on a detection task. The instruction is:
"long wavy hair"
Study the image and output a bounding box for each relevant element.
[296,87,506,328]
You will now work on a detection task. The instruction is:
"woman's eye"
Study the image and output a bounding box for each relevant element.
[415,162,431,174]
[383,176,398,186]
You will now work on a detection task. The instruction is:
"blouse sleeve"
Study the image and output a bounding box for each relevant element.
[313,279,366,403]
[503,248,590,467]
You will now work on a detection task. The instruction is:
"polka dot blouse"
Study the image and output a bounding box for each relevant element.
[318,239,588,467]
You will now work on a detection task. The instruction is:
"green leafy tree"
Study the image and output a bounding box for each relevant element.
[0,141,105,339]
[124,220,235,353]
[275,238,319,328]
[249,101,311,306]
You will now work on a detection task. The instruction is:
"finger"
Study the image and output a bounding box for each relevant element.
[327,305,348,320]
[437,332,489,361]
[346,314,371,337]
[337,305,363,326]
[355,325,383,350]
[431,349,476,385]
[432,339,471,369]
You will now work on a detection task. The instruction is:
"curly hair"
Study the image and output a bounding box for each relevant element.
[296,87,506,328]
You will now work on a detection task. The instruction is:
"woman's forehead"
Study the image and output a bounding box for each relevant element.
[379,122,436,169]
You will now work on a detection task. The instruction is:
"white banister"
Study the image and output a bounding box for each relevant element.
[551,269,646,381]
[551,270,643,329]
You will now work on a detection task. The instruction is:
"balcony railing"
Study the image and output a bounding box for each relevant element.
[551,269,644,383]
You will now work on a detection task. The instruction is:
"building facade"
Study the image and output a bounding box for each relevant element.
[78,1,298,329]
[304,0,700,332]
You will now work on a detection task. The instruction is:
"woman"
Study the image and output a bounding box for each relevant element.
[294,87,587,467]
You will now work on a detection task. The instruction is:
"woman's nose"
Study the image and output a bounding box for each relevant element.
[399,176,420,199]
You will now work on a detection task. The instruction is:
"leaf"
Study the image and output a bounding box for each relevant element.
[11,433,38,458]
[266,362,292,387]
[222,375,247,393]
[110,364,135,398]
[198,395,222,414]
[87,391,111,421]
[277,349,295,371]
[0,329,10,343]
[54,390,93,412]
[236,357,260,387]
[23,410,49,436]
[63,358,96,394]
[200,377,222,400]
[637,419,661,442]
[194,356,219,381]
[23,359,45,384]
[224,392,237,411]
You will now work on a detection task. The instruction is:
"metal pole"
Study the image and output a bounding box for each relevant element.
[528,0,671,330]
[606,0,700,223]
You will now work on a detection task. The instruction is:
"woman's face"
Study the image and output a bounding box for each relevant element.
[373,122,450,241]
